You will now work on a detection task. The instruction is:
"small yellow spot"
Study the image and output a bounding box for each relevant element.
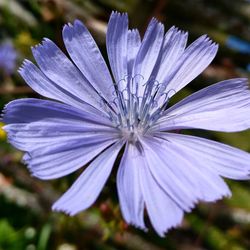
[0,122,6,140]
[15,32,37,54]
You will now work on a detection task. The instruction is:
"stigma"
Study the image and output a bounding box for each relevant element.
[101,74,175,139]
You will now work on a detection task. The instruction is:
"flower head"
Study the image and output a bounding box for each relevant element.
[3,12,250,236]
[0,42,17,74]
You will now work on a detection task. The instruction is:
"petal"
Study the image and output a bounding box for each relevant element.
[155,132,250,180]
[31,39,106,112]
[3,98,119,179]
[107,12,128,88]
[117,143,146,229]
[26,139,117,180]
[138,147,183,236]
[140,139,196,212]
[127,29,141,76]
[62,20,116,105]
[142,134,231,207]
[52,140,124,215]
[142,135,231,204]
[5,122,117,150]
[19,60,106,116]
[154,78,250,132]
[159,35,218,98]
[3,98,113,127]
[133,18,164,98]
[153,26,188,84]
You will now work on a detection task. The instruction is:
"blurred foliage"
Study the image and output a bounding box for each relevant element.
[0,0,250,249]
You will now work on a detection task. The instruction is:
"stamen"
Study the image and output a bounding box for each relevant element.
[103,74,175,137]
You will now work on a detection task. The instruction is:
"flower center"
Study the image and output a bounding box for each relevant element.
[102,75,175,140]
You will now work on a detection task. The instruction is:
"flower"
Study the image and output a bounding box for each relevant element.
[2,11,250,236]
[0,42,17,74]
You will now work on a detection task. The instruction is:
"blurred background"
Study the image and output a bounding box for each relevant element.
[0,0,250,249]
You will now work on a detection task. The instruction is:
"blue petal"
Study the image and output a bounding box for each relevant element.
[62,20,116,107]
[132,18,164,98]
[156,132,250,180]
[127,29,141,76]
[141,139,196,212]
[52,140,124,215]
[19,60,106,116]
[107,12,128,88]
[153,26,187,85]
[3,98,119,179]
[138,147,183,236]
[142,135,231,204]
[117,143,146,230]
[26,139,117,180]
[155,78,250,132]
[159,35,218,98]
[3,98,113,126]
[31,39,106,112]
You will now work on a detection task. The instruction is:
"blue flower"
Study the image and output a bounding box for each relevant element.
[0,42,17,74]
[3,12,250,236]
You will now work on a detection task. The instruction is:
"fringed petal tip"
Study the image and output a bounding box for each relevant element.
[18,59,31,72]
[195,34,218,50]
[169,25,188,37]
[0,107,6,122]
[195,189,232,205]
[148,17,163,26]
[31,38,54,56]
[128,221,148,232]
[154,216,184,238]
[110,10,128,18]
[21,154,39,179]
[52,204,78,217]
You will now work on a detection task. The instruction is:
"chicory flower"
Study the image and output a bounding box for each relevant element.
[0,42,17,74]
[3,12,250,236]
